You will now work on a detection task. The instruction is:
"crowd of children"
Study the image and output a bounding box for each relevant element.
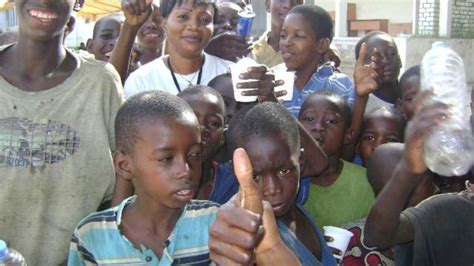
[0,0,473,265]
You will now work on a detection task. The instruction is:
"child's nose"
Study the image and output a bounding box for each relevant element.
[176,160,192,180]
[262,176,282,197]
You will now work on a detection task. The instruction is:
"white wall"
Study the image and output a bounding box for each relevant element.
[315,0,414,23]
[64,17,94,48]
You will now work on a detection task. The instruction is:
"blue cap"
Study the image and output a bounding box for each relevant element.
[0,240,7,258]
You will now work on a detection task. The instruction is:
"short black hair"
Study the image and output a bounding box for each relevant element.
[399,65,420,92]
[160,0,218,19]
[207,72,231,88]
[362,106,406,139]
[234,102,300,154]
[354,31,396,60]
[177,85,226,114]
[288,4,333,41]
[92,13,124,39]
[115,90,197,153]
[299,90,352,127]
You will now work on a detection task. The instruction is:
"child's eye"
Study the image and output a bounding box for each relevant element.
[302,117,314,122]
[101,33,113,39]
[177,14,188,20]
[158,156,173,163]
[200,16,212,25]
[363,135,375,142]
[278,169,291,176]
[325,119,337,125]
[387,137,400,142]
[208,121,223,128]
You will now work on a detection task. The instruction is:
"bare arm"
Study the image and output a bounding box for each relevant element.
[109,0,152,83]
[364,159,417,248]
[109,24,141,84]
[364,94,450,248]
[343,43,383,161]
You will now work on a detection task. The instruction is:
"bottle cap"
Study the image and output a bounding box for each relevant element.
[432,41,448,49]
[0,240,7,258]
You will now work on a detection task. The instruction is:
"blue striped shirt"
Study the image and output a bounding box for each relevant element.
[68,196,219,265]
[281,63,355,118]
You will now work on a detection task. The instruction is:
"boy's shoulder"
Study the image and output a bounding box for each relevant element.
[76,52,120,78]
[75,204,121,232]
[74,196,135,234]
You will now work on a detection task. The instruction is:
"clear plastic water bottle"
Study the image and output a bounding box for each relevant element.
[421,42,474,176]
[0,240,26,266]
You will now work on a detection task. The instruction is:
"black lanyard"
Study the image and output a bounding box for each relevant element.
[167,56,205,93]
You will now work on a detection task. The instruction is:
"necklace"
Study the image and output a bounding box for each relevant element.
[167,56,205,93]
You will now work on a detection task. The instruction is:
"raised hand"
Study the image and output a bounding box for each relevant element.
[122,0,153,26]
[354,42,384,97]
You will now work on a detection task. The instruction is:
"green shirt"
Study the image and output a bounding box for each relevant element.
[305,160,375,229]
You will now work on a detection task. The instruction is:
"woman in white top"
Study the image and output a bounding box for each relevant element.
[123,0,232,98]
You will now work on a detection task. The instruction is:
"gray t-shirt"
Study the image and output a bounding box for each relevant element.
[399,190,474,266]
[0,47,123,265]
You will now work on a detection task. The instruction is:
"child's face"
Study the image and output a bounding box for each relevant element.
[212,77,238,122]
[358,116,403,166]
[16,0,76,40]
[88,17,122,62]
[244,133,300,217]
[215,4,240,35]
[280,13,323,72]
[164,0,215,58]
[180,94,225,163]
[128,118,202,209]
[364,35,401,83]
[299,95,350,156]
[137,6,165,50]
[266,0,304,30]
[399,75,420,120]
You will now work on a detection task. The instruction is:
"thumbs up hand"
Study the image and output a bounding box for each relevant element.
[209,148,301,265]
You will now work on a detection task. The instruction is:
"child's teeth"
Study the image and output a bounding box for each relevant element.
[177,190,190,195]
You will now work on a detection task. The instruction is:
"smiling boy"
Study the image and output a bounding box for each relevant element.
[0,0,123,264]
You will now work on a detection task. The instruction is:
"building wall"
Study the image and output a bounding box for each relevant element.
[451,0,474,38]
[314,0,413,23]
[417,0,440,35]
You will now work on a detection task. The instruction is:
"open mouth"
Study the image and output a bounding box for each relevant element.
[174,187,196,202]
[28,9,59,25]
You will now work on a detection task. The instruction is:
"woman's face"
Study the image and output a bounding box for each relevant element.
[163,0,215,59]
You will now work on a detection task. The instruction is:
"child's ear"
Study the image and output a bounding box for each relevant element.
[317,38,331,56]
[299,148,306,174]
[73,0,84,12]
[344,128,354,145]
[86,38,93,53]
[113,151,133,181]
[219,127,227,147]
[395,98,403,110]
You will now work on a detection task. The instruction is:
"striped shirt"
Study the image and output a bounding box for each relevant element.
[278,63,355,118]
[68,196,219,265]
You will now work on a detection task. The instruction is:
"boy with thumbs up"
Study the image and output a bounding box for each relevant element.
[209,102,337,265]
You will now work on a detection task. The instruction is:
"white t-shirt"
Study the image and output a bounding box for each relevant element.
[124,53,232,98]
